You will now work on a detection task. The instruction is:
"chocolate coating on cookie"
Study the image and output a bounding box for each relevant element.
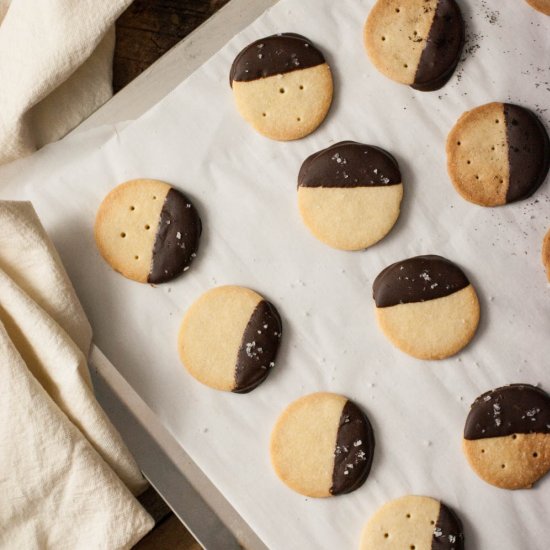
[230,33,326,86]
[504,104,550,203]
[464,384,550,440]
[234,300,282,393]
[373,255,470,308]
[331,400,375,495]
[298,141,401,188]
[433,503,465,550]
[148,189,202,284]
[412,0,464,91]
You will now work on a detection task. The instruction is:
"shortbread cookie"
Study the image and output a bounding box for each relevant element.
[364,0,464,91]
[178,286,282,393]
[525,0,550,15]
[360,495,464,550]
[373,255,480,359]
[230,33,333,140]
[447,102,550,206]
[542,228,550,281]
[270,392,375,497]
[95,179,201,284]
[297,141,404,250]
[463,384,550,490]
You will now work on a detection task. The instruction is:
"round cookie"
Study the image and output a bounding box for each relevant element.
[542,228,550,281]
[297,141,404,250]
[447,102,550,206]
[463,384,550,490]
[270,392,375,497]
[178,286,282,393]
[525,0,550,15]
[364,0,464,91]
[360,495,464,550]
[95,179,201,284]
[229,33,333,140]
[372,255,480,360]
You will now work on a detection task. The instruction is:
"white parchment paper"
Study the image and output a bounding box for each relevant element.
[1,1,549,548]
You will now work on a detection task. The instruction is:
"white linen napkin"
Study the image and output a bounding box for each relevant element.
[0,0,132,165]
[0,201,154,549]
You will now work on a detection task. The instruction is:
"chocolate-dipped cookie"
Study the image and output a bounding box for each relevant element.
[270,392,374,497]
[360,495,464,550]
[525,0,550,15]
[447,102,550,206]
[463,384,550,489]
[95,179,201,284]
[543,228,550,281]
[178,286,282,393]
[297,141,404,250]
[373,255,480,359]
[364,0,464,91]
[230,33,333,140]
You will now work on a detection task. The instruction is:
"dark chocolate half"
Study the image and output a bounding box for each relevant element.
[373,255,470,308]
[504,104,550,203]
[464,384,550,441]
[229,33,326,87]
[148,188,202,284]
[330,400,375,495]
[432,502,465,550]
[233,300,282,393]
[412,0,464,92]
[298,141,401,189]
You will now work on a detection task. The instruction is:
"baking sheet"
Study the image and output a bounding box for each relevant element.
[2,0,550,548]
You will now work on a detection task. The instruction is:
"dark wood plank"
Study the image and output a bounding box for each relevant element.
[134,515,202,550]
[137,486,173,525]
[113,0,230,92]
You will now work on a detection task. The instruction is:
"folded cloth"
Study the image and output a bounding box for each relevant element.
[0,201,92,354]
[0,202,154,549]
[0,0,132,165]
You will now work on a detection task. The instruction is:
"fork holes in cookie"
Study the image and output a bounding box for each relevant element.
[403,64,408,68]
[120,232,126,238]
[381,36,386,41]
[262,112,267,117]
[512,434,517,440]
[406,514,411,519]
[430,520,435,525]
[501,464,506,469]
[279,88,285,94]
[533,452,539,458]
[467,160,471,164]
[384,533,389,539]
[410,546,416,550]
[457,141,461,146]
[297,117,302,122]
[395,8,401,13]
[481,449,485,453]
[134,255,139,260]
[145,224,150,230]
[299,85,304,90]
[130,206,135,211]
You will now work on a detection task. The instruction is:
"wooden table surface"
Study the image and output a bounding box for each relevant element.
[116,3,229,547]
[113,0,230,93]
